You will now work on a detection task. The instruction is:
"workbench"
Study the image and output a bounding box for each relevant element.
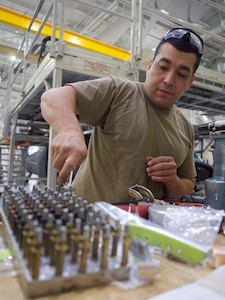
[0,220,224,300]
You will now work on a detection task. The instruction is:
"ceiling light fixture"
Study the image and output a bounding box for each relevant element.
[159,9,169,15]
[10,56,16,62]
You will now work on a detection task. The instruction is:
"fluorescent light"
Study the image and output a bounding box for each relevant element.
[10,56,16,62]
[159,9,169,15]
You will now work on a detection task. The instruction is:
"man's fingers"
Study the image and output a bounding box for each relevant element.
[57,171,69,185]
[57,158,77,185]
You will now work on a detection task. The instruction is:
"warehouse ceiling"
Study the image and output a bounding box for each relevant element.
[0,0,225,120]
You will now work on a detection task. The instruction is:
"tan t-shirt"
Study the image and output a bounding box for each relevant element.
[69,76,196,203]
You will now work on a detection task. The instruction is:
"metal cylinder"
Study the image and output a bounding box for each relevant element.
[212,138,225,181]
[204,178,225,209]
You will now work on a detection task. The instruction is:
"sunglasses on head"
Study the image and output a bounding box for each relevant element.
[162,27,203,56]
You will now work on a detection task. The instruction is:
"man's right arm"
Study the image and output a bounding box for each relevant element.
[40,85,87,185]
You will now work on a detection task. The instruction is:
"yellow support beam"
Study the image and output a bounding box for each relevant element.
[0,6,130,61]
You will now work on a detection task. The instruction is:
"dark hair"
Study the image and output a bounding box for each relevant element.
[153,38,202,73]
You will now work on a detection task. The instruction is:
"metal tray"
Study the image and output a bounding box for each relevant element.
[0,208,130,298]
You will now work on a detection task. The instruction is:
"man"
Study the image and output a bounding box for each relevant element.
[41,27,203,203]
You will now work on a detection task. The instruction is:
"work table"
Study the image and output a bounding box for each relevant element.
[0,222,224,300]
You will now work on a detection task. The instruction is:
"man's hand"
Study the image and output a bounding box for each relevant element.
[146,156,194,198]
[146,156,177,186]
[51,131,87,185]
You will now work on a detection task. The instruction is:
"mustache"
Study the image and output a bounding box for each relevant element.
[157,86,173,94]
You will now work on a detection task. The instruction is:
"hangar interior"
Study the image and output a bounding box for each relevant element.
[1,1,225,299]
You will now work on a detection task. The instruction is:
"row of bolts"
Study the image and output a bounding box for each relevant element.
[1,185,131,279]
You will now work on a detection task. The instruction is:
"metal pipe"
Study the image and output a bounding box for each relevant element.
[137,0,143,60]
[51,0,58,45]
[7,113,18,184]
[27,0,46,32]
[9,0,53,91]
[75,0,132,21]
[120,0,225,43]
[58,0,66,55]
[3,67,13,136]
[25,1,54,59]
[143,5,225,43]
[12,0,45,68]
[21,30,29,93]
[12,35,25,69]
[129,0,137,74]
[80,1,118,38]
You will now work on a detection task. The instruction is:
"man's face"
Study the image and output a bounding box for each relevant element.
[144,42,196,109]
